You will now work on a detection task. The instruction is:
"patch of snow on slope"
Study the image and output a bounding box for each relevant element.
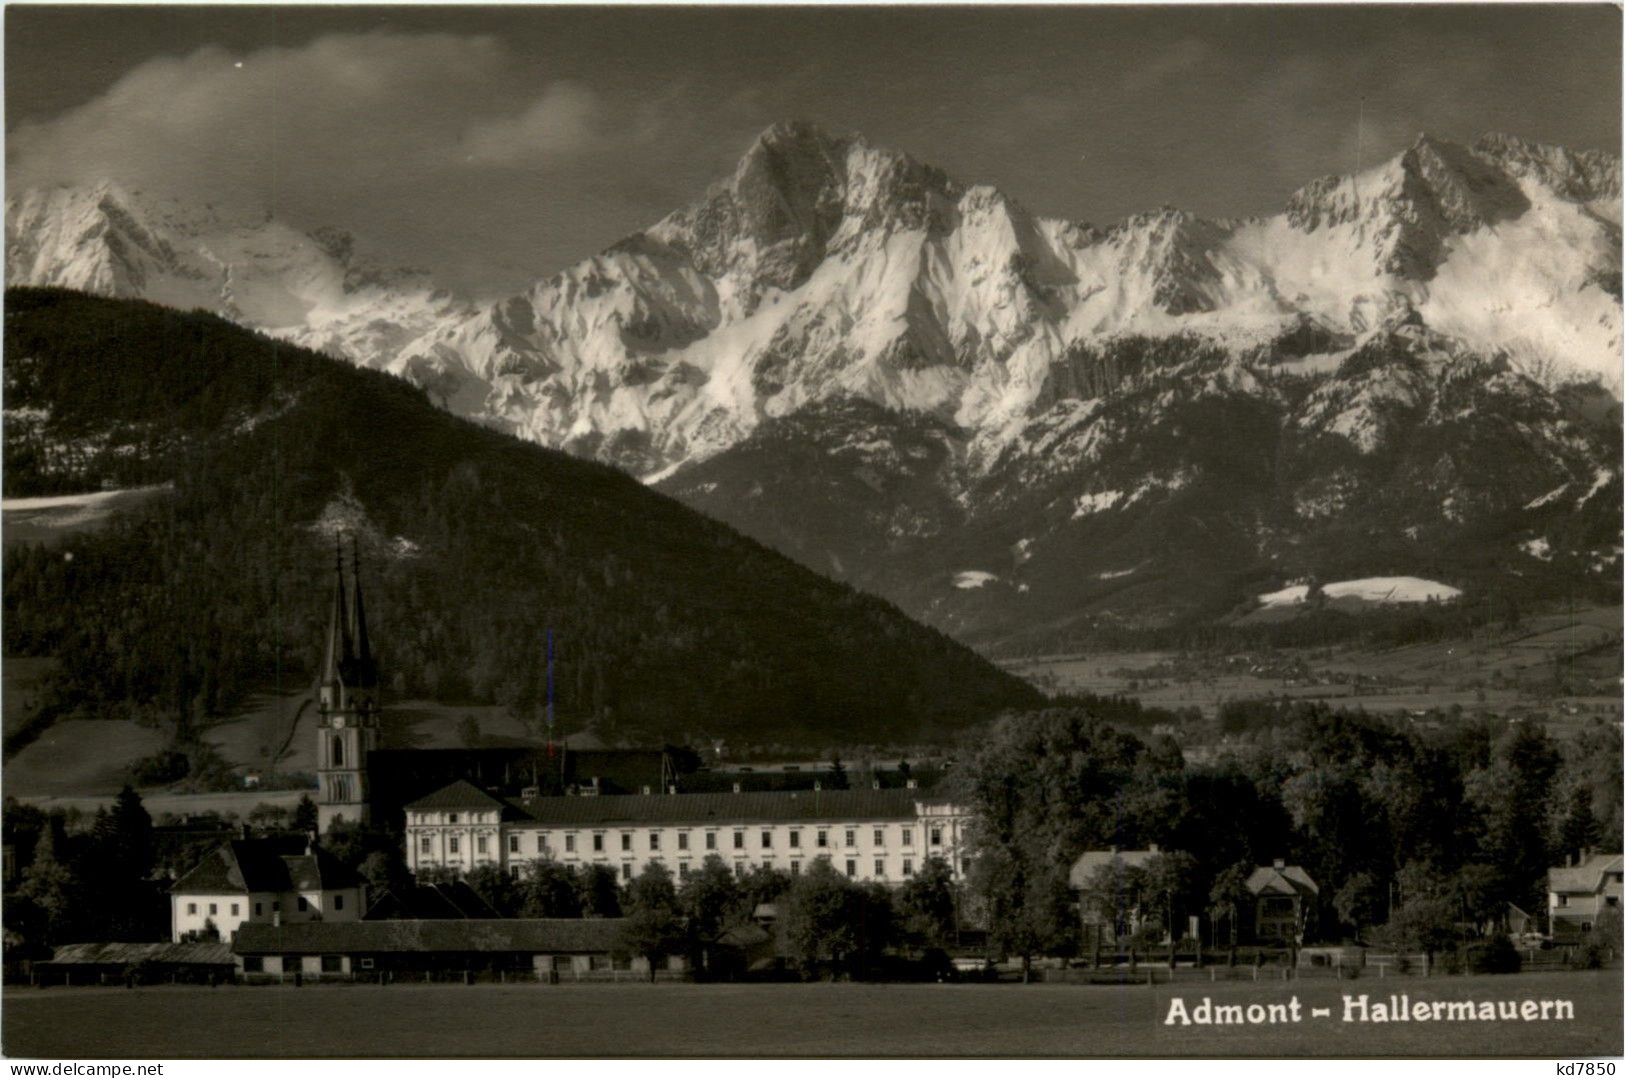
[1071,490,1123,519]
[1521,537,1552,561]
[1525,483,1570,510]
[1423,183,1622,392]
[1577,469,1615,507]
[1259,576,1463,607]
[954,570,998,589]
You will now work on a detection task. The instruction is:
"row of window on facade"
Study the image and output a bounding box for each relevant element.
[184,894,345,918]
[420,825,948,858]
[488,855,953,882]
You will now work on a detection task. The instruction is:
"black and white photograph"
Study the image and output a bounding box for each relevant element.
[0,1,1620,1062]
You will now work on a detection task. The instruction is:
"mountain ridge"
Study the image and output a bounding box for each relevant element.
[9,124,1618,480]
[7,124,1619,647]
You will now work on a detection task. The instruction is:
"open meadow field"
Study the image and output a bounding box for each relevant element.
[1005,606,1623,725]
[5,687,550,808]
[0,485,172,547]
[4,971,1619,1058]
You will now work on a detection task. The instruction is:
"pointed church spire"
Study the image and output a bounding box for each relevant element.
[349,535,376,690]
[320,535,353,700]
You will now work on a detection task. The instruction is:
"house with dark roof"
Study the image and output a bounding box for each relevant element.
[230,918,685,981]
[403,781,969,887]
[1548,851,1623,940]
[1245,860,1319,943]
[1067,845,1174,946]
[169,837,367,942]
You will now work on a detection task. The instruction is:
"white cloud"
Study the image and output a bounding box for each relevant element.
[461,81,607,166]
[7,33,510,203]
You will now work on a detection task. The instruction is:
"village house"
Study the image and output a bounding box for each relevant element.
[1068,845,1173,946]
[1547,850,1623,940]
[1245,860,1319,943]
[230,918,682,981]
[402,779,970,887]
[169,836,366,942]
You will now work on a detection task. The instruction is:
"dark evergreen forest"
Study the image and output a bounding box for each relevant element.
[3,288,1041,751]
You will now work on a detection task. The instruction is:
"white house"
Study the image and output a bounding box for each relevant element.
[169,838,367,943]
[1548,851,1623,940]
[403,779,971,886]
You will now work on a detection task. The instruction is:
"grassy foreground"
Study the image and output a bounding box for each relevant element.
[4,970,1620,1057]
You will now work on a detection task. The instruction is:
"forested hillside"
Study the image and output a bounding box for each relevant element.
[2,288,1042,750]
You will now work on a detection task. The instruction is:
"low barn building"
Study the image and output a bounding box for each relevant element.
[170,837,366,942]
[34,942,236,986]
[231,918,685,981]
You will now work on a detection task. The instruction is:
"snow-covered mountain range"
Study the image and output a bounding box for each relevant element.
[8,122,1620,647]
[6,182,474,368]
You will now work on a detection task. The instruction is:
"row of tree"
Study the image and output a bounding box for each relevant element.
[957,703,1622,976]
[438,854,959,979]
[6,787,164,950]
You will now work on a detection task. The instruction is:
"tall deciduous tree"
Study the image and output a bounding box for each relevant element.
[617,863,683,981]
[959,708,1141,980]
[678,855,740,944]
[1207,861,1254,947]
[521,859,583,918]
[577,864,622,918]
[896,856,957,950]
[19,822,76,945]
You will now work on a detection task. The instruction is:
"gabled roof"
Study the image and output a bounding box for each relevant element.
[1068,848,1171,889]
[364,881,500,920]
[405,779,508,812]
[1245,864,1319,897]
[232,918,623,955]
[506,787,934,827]
[169,839,364,895]
[43,942,235,967]
[1548,853,1624,895]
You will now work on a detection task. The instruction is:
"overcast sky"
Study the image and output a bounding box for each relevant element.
[7,5,1620,297]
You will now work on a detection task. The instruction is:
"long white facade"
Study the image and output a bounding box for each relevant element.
[402,785,971,887]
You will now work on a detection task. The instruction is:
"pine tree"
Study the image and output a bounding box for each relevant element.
[19,822,77,945]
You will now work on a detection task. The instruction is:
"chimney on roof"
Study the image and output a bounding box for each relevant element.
[1273,858,1286,870]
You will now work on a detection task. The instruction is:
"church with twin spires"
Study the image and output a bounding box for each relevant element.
[315,540,380,834]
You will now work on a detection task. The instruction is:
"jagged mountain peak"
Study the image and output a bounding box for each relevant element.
[1472,132,1622,206]
[10,126,1620,488]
